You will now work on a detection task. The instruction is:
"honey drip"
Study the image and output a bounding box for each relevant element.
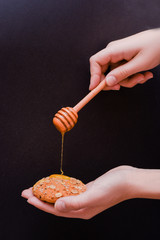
[60,133,64,175]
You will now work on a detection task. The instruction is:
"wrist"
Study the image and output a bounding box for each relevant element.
[126,167,160,200]
[151,28,160,64]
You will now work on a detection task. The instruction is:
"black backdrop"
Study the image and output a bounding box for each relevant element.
[1,0,160,239]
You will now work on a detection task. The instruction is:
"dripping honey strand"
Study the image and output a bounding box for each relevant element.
[60,133,64,175]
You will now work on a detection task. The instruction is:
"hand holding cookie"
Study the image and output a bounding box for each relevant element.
[21,166,133,219]
[22,166,160,219]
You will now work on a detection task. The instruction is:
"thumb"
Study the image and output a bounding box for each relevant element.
[55,190,95,212]
[106,53,147,86]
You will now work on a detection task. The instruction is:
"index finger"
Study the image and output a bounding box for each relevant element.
[89,48,110,90]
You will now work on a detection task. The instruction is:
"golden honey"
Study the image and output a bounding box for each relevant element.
[60,133,64,175]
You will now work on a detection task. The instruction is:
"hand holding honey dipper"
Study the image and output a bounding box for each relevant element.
[53,29,160,134]
[22,29,160,219]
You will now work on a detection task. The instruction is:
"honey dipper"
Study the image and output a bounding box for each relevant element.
[53,79,107,133]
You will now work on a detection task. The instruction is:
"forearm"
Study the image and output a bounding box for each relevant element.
[128,168,160,200]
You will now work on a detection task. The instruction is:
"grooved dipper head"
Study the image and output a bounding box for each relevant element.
[53,107,78,133]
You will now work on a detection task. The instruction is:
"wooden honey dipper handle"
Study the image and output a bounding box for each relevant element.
[73,79,106,113]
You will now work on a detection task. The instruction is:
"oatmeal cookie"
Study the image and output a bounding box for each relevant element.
[32,174,86,203]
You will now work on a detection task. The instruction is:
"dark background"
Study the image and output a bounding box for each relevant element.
[1,0,160,239]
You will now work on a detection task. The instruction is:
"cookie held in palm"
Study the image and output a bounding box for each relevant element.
[32,174,86,203]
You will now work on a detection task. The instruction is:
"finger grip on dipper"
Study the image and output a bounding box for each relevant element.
[53,107,78,133]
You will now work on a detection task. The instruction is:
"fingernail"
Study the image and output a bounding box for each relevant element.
[112,84,120,90]
[148,74,153,79]
[106,75,117,86]
[55,200,66,211]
